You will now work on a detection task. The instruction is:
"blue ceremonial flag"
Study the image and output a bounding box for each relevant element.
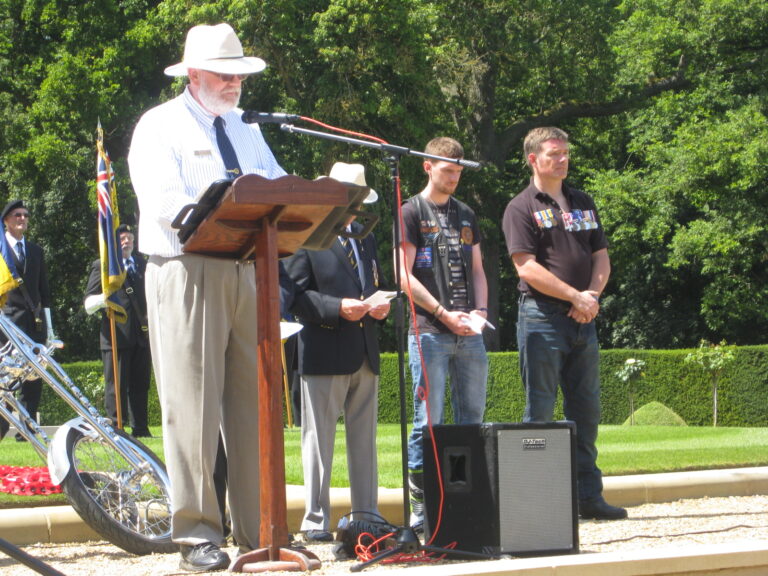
[96,122,127,322]
[0,233,21,308]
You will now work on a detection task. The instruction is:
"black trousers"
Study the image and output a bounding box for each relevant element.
[101,344,151,432]
[0,378,43,438]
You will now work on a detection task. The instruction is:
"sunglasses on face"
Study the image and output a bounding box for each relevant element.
[208,71,249,82]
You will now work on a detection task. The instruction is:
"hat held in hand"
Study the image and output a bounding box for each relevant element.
[165,23,267,77]
[328,162,378,204]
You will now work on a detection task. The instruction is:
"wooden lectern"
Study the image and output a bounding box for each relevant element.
[177,174,371,572]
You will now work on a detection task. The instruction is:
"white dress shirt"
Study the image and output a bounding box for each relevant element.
[128,87,287,257]
[6,232,24,268]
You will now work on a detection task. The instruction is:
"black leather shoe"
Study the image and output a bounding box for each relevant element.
[179,542,230,572]
[579,497,628,520]
[304,529,333,542]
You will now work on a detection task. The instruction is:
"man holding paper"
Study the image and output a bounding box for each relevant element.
[397,137,489,532]
[283,162,389,542]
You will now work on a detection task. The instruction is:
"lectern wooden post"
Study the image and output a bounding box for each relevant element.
[179,174,370,572]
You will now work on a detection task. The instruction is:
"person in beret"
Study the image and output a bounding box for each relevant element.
[0,199,54,441]
[84,224,152,438]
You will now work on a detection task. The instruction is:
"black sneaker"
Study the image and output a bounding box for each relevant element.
[179,542,230,572]
[408,470,425,531]
[579,497,628,520]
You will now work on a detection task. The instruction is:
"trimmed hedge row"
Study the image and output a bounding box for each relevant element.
[37,345,768,427]
[37,361,162,427]
[379,346,768,427]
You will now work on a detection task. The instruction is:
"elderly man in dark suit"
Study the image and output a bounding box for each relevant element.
[0,199,53,441]
[283,162,390,542]
[84,224,152,437]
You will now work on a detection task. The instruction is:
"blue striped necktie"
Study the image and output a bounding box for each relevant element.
[213,116,242,178]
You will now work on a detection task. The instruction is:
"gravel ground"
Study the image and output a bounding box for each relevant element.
[2,495,767,575]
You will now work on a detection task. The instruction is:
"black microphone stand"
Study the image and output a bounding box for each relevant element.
[260,118,493,571]
[0,537,66,576]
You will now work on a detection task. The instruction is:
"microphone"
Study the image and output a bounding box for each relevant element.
[241,111,300,124]
[459,159,483,170]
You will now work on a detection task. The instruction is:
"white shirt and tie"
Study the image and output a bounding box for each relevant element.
[6,232,25,273]
[124,256,135,276]
[127,85,287,548]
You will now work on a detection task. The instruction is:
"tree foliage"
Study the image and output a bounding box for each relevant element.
[0,0,766,358]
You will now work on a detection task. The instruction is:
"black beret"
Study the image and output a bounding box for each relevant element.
[1,199,25,223]
[116,224,134,235]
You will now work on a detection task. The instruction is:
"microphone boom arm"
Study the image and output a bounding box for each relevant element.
[278,124,483,170]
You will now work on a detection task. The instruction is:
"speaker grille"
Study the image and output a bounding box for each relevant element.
[497,427,575,553]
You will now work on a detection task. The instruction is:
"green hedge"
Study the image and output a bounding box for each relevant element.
[377,346,768,427]
[37,361,162,427]
[36,345,768,427]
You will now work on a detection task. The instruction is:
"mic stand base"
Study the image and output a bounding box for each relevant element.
[350,526,497,572]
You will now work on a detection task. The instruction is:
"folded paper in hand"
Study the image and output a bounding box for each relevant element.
[461,311,495,334]
[363,290,397,308]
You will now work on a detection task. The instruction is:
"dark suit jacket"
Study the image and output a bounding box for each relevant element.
[84,255,149,351]
[284,225,384,376]
[2,239,50,343]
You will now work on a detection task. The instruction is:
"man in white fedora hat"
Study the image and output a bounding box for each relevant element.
[128,23,286,572]
[283,162,389,542]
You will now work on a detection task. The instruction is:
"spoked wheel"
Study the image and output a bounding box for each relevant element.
[60,427,176,555]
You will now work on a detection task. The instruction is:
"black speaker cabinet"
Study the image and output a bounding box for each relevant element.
[422,422,579,556]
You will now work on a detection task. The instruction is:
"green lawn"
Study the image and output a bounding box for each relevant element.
[2,424,768,507]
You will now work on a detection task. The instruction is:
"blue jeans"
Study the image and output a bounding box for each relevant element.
[517,295,603,501]
[407,332,488,472]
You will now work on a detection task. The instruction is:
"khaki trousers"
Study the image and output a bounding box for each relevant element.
[300,361,379,531]
[146,254,261,549]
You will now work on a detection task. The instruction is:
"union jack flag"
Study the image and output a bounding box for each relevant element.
[96,122,127,322]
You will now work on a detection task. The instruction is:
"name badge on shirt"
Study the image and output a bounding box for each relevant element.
[194,149,213,157]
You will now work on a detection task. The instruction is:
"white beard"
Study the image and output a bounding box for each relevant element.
[198,78,241,116]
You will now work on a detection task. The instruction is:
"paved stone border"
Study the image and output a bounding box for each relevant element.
[2,467,767,547]
[1,467,767,576]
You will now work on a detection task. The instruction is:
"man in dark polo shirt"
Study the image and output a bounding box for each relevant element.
[502,126,626,521]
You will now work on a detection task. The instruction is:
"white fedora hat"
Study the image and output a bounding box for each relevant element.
[164,23,267,77]
[328,162,378,204]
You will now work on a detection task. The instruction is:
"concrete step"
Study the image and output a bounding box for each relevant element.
[1,467,767,575]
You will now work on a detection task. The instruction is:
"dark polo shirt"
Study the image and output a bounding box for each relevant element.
[502,180,608,301]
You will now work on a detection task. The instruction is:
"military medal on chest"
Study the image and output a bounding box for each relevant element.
[534,208,557,229]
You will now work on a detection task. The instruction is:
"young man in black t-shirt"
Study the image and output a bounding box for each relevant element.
[398,137,489,531]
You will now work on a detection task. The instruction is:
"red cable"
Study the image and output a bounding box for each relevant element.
[293,116,452,562]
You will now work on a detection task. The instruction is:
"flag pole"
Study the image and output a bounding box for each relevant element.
[281,339,293,428]
[96,120,128,431]
[108,309,123,429]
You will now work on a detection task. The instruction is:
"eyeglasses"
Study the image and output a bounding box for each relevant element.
[208,71,249,83]
[11,212,29,219]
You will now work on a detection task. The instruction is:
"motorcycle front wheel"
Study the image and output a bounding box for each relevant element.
[60,426,176,555]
